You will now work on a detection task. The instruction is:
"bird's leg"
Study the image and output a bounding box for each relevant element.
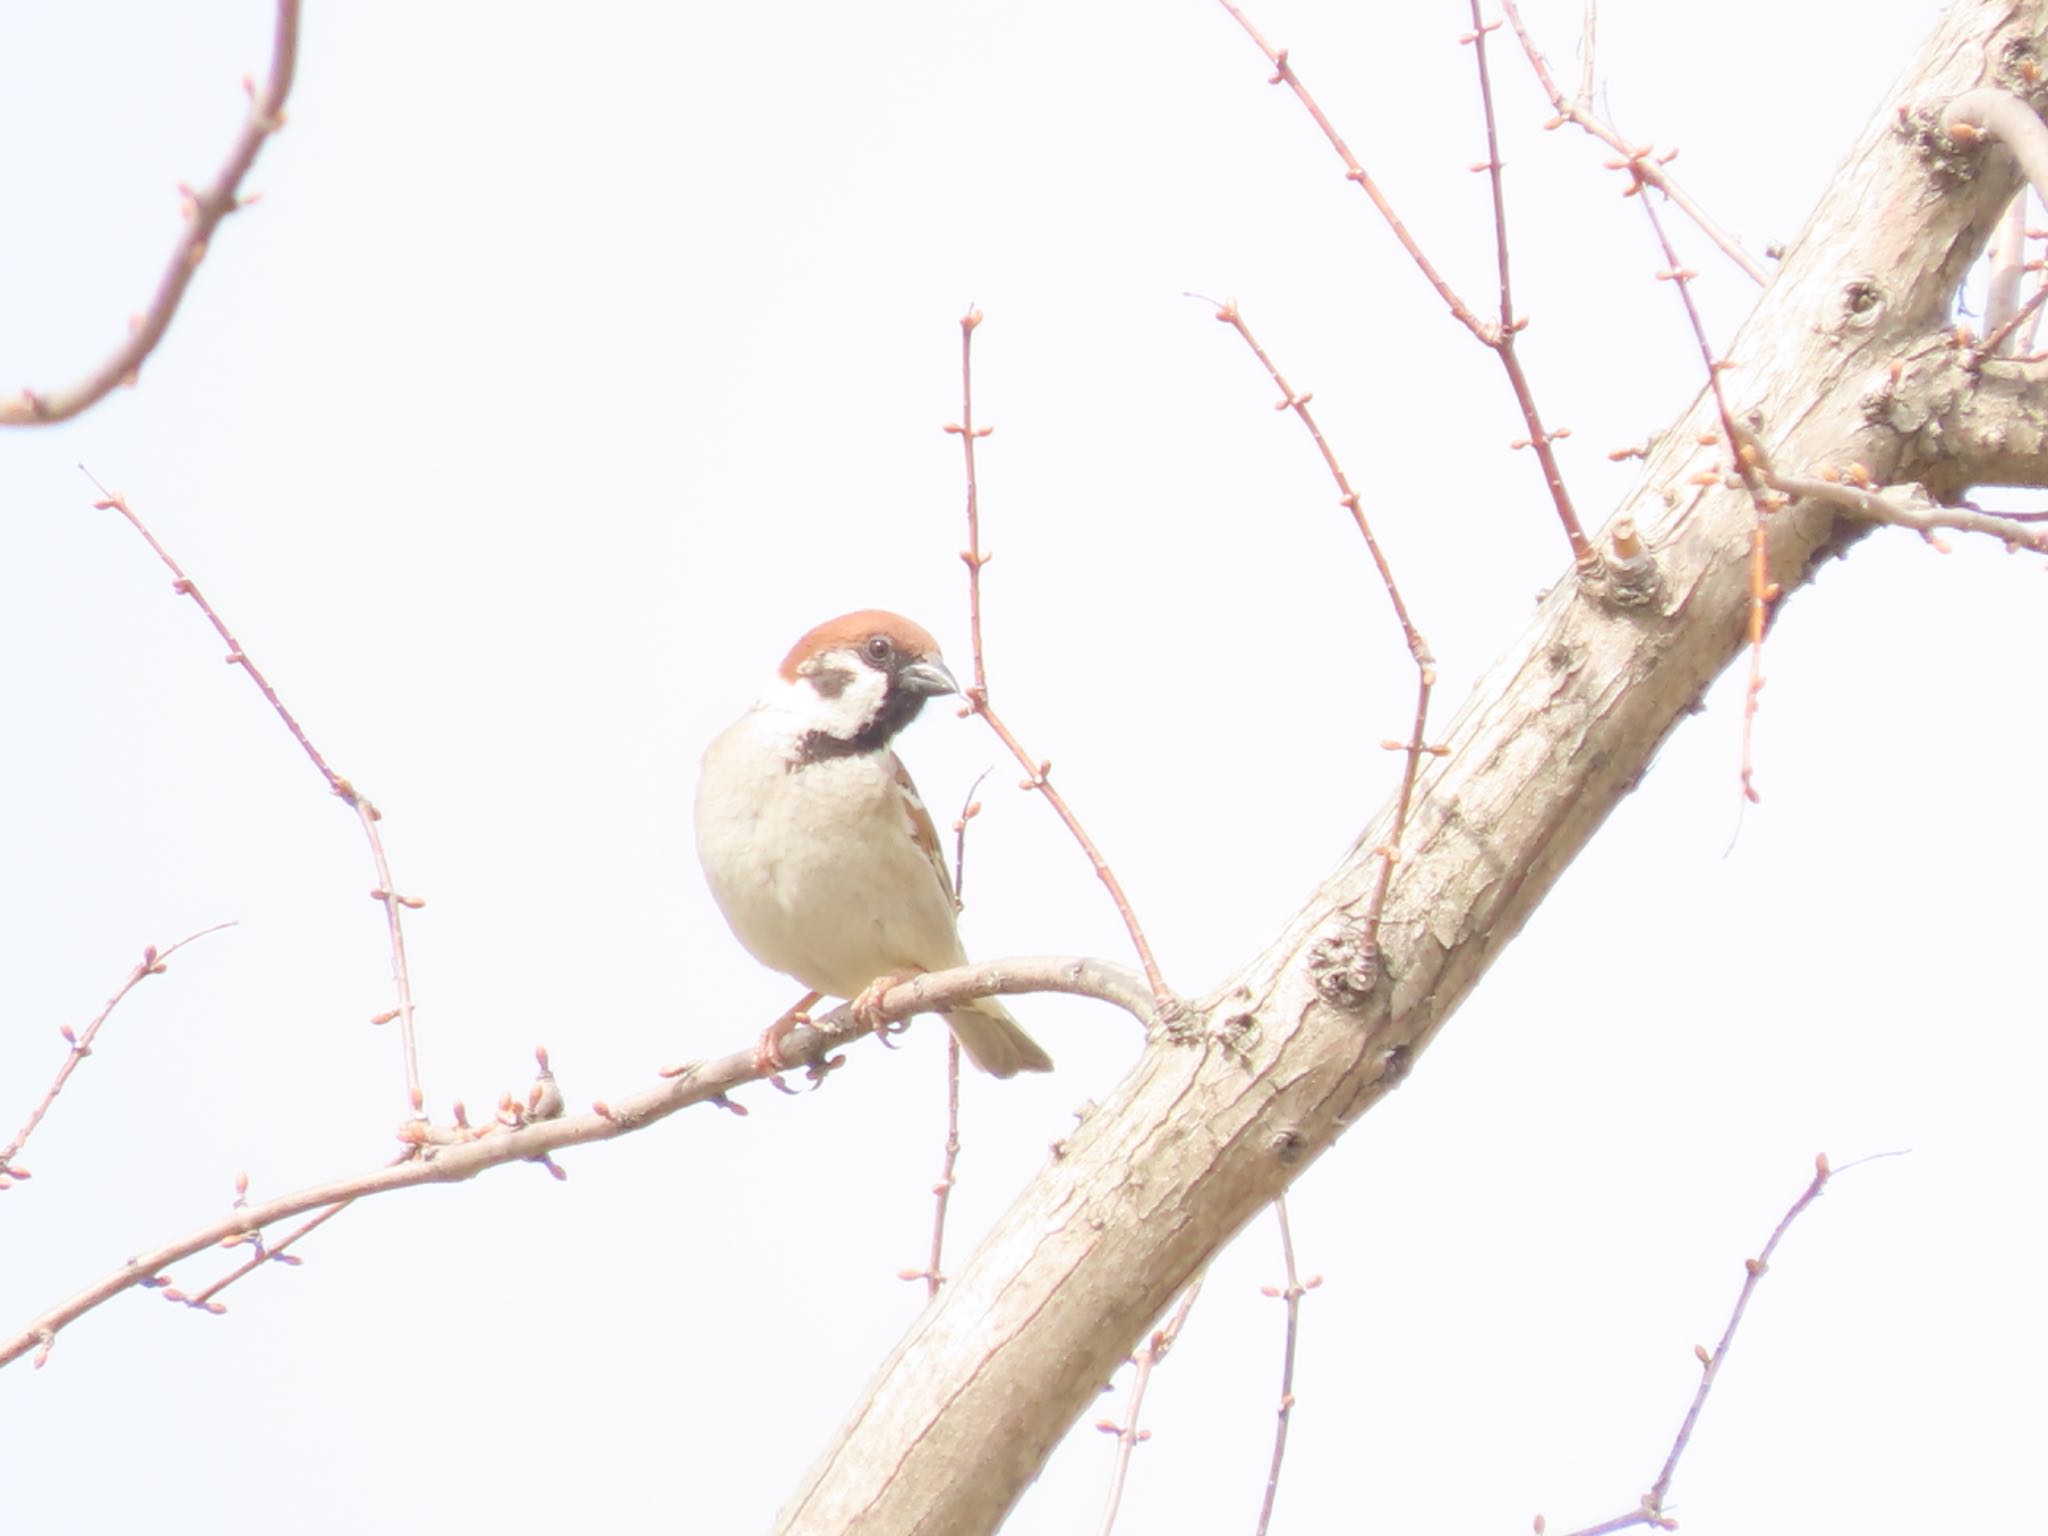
[756,990,823,1076]
[850,973,918,1033]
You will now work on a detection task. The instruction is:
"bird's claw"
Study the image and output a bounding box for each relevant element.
[850,974,914,1031]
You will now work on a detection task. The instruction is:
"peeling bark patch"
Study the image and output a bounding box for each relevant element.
[1214,1011,1261,1057]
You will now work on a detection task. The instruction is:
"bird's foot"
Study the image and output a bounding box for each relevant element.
[850,973,917,1032]
[755,991,824,1084]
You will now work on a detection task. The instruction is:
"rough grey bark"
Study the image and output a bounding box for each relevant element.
[774,2,2048,1529]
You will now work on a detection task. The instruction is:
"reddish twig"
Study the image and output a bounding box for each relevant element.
[1624,175,1777,805]
[1574,0,1597,110]
[1496,0,1770,285]
[0,924,234,1190]
[948,309,1173,1007]
[1976,281,2048,360]
[898,1033,964,1299]
[3,953,1153,1370]
[1200,297,1443,943]
[1217,1,1592,567]
[85,473,428,1117]
[1253,1196,1320,1535]
[173,1187,359,1315]
[1094,1276,1205,1536]
[900,773,991,1297]
[1,1,301,426]
[1548,1152,1897,1536]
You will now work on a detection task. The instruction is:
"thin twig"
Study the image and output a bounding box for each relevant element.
[902,773,992,1297]
[2,953,1153,1370]
[1497,0,1770,284]
[1217,1,1592,567]
[0,924,234,1187]
[1253,1196,1320,1536]
[948,309,1173,1006]
[1198,296,1442,948]
[176,1195,358,1313]
[1763,470,2048,553]
[1094,1277,1204,1536]
[1975,275,2048,359]
[1,1,301,426]
[1549,1152,1901,1536]
[903,1035,964,1299]
[1574,0,1597,111]
[1625,175,1777,806]
[84,472,427,1117]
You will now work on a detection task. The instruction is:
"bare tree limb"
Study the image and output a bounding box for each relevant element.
[0,0,301,426]
[1093,1278,1203,1536]
[1499,0,1771,284]
[1767,468,2048,550]
[1983,193,2030,339]
[1253,1196,1317,1536]
[89,475,430,1119]
[0,954,1149,1370]
[770,6,2045,1530]
[950,309,1173,1007]
[1217,0,1595,567]
[1551,1153,1899,1536]
[1944,88,2048,206]
[0,925,234,1187]
[1199,295,1442,962]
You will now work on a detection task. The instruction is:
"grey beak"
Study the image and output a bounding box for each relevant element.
[899,657,960,697]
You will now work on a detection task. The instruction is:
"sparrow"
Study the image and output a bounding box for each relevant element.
[694,609,1054,1078]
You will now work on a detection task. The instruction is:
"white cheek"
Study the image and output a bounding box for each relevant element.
[755,662,889,740]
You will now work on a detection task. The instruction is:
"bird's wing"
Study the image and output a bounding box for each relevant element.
[894,755,961,914]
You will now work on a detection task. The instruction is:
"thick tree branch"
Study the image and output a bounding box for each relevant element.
[1877,350,2048,496]
[772,4,2044,1531]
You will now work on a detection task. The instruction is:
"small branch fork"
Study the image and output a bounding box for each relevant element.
[1093,1276,1205,1536]
[1544,1152,1894,1536]
[1253,1196,1320,1536]
[1625,143,2048,804]
[947,308,1173,1008]
[1496,0,1771,285]
[1216,1,1593,568]
[1,0,301,427]
[1945,90,2048,211]
[1622,173,1778,806]
[0,954,1152,1371]
[1977,280,2048,361]
[86,474,428,1117]
[0,925,234,1191]
[1200,297,1443,943]
[1947,92,2048,357]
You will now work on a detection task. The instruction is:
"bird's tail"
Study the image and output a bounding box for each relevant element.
[943,997,1053,1078]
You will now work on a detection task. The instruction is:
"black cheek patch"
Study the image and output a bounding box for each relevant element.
[795,678,931,766]
[807,662,853,700]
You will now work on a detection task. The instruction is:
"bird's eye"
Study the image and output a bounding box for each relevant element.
[865,635,894,664]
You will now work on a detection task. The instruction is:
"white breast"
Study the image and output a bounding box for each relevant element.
[694,713,968,1000]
